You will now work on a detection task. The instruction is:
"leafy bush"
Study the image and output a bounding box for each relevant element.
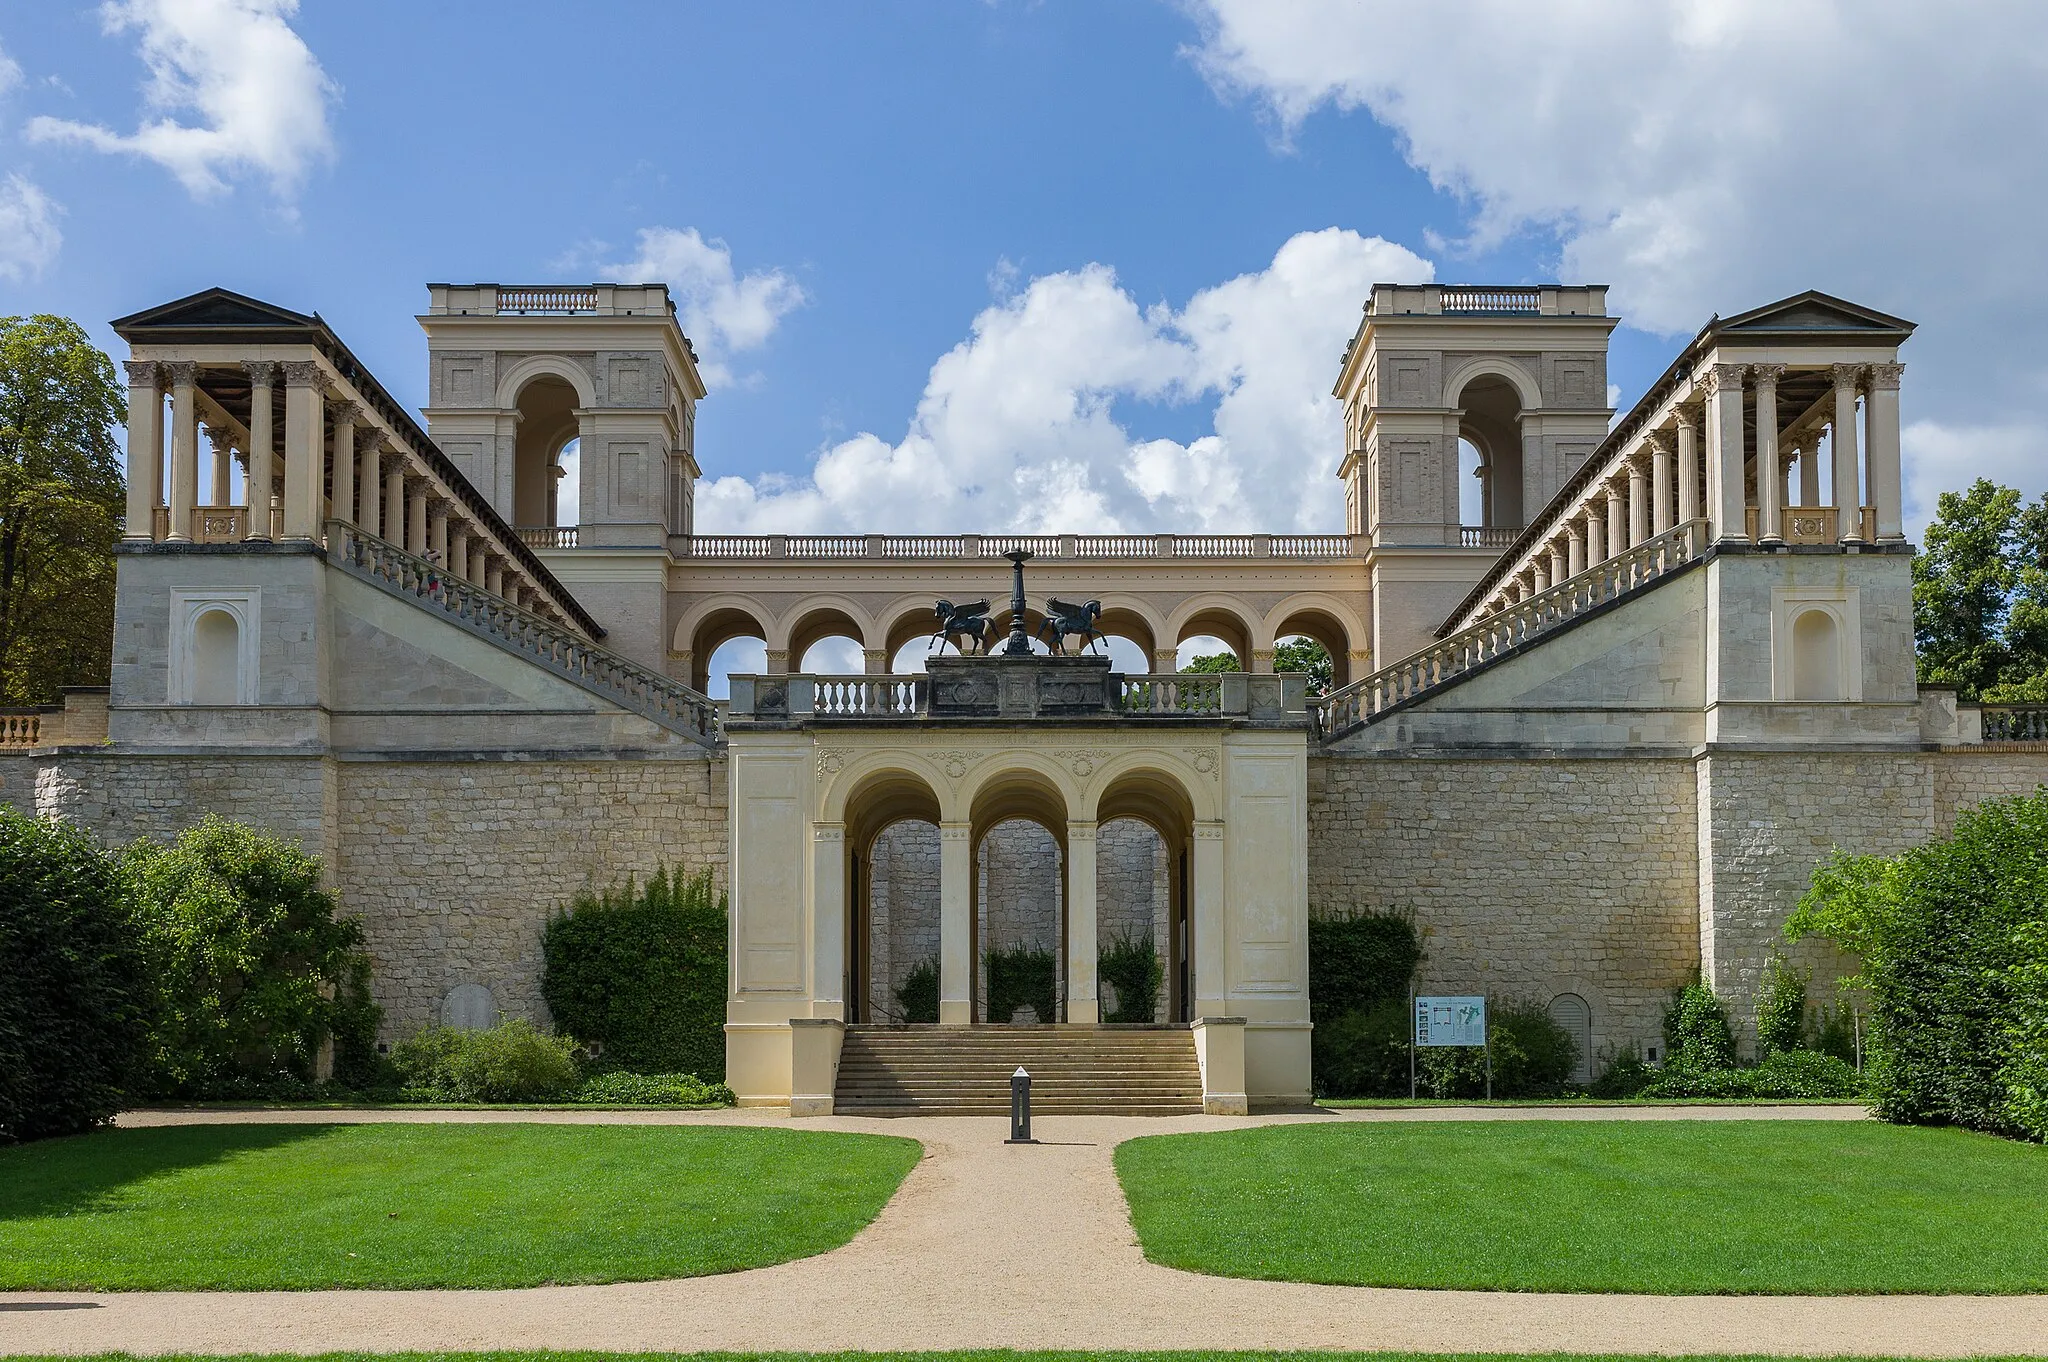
[541,865,727,1080]
[1790,789,2048,1139]
[126,815,378,1098]
[1663,979,1736,1070]
[1099,932,1162,1023]
[1587,1050,1656,1098]
[1638,1050,1865,1101]
[894,955,939,1024]
[1813,1001,1861,1066]
[1308,908,1422,1024]
[0,811,147,1142]
[391,1020,580,1102]
[985,945,1057,1024]
[574,1070,734,1106]
[1312,996,1411,1098]
[1754,956,1808,1057]
[1410,999,1579,1099]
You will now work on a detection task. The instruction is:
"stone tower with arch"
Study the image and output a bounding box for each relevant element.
[1332,284,1617,664]
[418,284,706,667]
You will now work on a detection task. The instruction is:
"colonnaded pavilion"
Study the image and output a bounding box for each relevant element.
[6,279,2044,1113]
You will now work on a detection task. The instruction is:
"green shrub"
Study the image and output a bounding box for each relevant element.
[1587,1049,1656,1098]
[573,1070,735,1105]
[1754,956,1808,1057]
[1663,979,1736,1070]
[1410,998,1579,1099]
[1099,932,1162,1023]
[985,944,1057,1024]
[0,811,148,1142]
[540,865,727,1080]
[1307,907,1422,1024]
[391,1020,580,1102]
[1790,789,2048,1139]
[125,816,378,1098]
[1638,1050,1865,1101]
[1813,1000,1861,1066]
[894,955,939,1024]
[1312,996,1410,1097]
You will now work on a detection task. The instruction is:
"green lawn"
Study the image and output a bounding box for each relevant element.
[0,1123,920,1290]
[1115,1120,2048,1294]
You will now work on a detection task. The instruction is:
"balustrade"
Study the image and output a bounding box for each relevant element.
[667,533,1356,561]
[516,525,579,548]
[0,712,40,747]
[1981,706,2048,743]
[1311,519,1708,741]
[1118,674,1223,715]
[1439,286,1542,315]
[812,676,927,716]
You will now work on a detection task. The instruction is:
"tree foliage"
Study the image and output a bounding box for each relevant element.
[1913,478,2048,701]
[0,810,148,1142]
[0,316,125,704]
[1274,636,1335,695]
[1180,651,1239,674]
[125,816,379,1097]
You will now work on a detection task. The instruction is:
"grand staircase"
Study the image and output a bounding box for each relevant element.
[834,1025,1204,1116]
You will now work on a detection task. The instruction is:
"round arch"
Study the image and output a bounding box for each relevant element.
[1265,592,1366,688]
[494,353,597,410]
[840,765,947,1026]
[1166,594,1264,668]
[678,599,773,693]
[823,749,964,825]
[1077,750,1216,824]
[1091,762,1202,1024]
[785,598,877,672]
[1443,356,1542,413]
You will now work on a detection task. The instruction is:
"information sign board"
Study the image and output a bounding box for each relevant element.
[1414,995,1487,1047]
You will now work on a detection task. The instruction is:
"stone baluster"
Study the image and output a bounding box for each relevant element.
[1605,478,1627,558]
[242,362,276,541]
[1627,454,1650,546]
[280,361,325,540]
[1752,364,1785,543]
[1649,433,1673,536]
[122,361,163,539]
[1831,364,1864,542]
[1675,409,1700,525]
[330,401,359,528]
[1866,363,1905,541]
[164,361,199,542]
[1702,363,1747,542]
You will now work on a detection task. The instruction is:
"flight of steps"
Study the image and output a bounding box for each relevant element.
[833,1025,1205,1116]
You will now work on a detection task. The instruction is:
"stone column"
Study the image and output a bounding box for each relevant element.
[406,478,430,556]
[763,649,791,675]
[122,361,162,539]
[1548,542,1568,586]
[448,524,471,584]
[1066,821,1099,1024]
[1249,648,1276,674]
[812,825,846,1019]
[1191,823,1225,1016]
[384,461,406,542]
[164,361,199,542]
[1866,362,1906,541]
[1649,433,1673,535]
[330,402,358,527]
[1832,364,1864,542]
[1532,559,1551,593]
[1627,456,1650,546]
[280,361,325,540]
[207,427,233,507]
[1751,364,1784,543]
[938,822,974,1025]
[357,433,383,538]
[1152,648,1178,674]
[1585,499,1606,565]
[429,500,450,567]
[863,649,889,676]
[1676,410,1700,524]
[1702,363,1747,542]
[484,557,504,596]
[1797,436,1822,506]
[469,542,488,586]
[1567,521,1587,577]
[241,362,276,541]
[1605,479,1627,558]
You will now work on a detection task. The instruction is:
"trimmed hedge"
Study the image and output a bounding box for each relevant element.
[540,866,727,1080]
[126,815,378,1098]
[1309,907,1423,1097]
[392,1020,580,1102]
[1791,789,2048,1139]
[574,1070,735,1105]
[0,811,147,1142]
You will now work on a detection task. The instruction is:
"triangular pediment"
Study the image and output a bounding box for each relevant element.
[112,288,318,335]
[1714,290,1915,337]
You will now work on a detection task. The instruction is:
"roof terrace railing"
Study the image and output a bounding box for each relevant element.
[1440,286,1544,315]
[672,532,1360,562]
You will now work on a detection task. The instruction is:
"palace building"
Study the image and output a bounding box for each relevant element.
[7,280,2044,1112]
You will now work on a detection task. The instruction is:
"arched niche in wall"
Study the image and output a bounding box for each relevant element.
[169,589,260,705]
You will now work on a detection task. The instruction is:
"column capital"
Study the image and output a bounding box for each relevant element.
[1700,362,1746,396]
[240,359,277,387]
[1867,362,1904,390]
[161,359,198,386]
[1642,430,1669,455]
[331,399,363,426]
[280,359,323,388]
[1830,362,1866,391]
[1748,362,1787,386]
[1066,820,1098,841]
[122,359,161,387]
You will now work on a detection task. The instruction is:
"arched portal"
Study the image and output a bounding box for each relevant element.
[1452,368,1530,531]
[511,374,580,528]
[970,769,1069,1024]
[844,769,944,1025]
[1097,816,1170,1022]
[687,604,772,696]
[1093,765,1198,1022]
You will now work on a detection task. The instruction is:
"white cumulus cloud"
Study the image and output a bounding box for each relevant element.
[27,0,336,200]
[1182,0,2048,529]
[584,227,807,388]
[696,228,1432,533]
[0,174,61,281]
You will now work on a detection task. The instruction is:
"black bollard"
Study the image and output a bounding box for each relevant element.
[1005,1065,1038,1144]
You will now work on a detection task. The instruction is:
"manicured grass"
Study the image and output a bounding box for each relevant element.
[1115,1120,2048,1294]
[0,1123,920,1290]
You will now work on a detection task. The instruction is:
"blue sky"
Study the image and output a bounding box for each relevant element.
[2,1,2044,550]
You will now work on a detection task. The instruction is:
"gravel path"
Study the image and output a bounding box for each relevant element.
[6,1102,2046,1357]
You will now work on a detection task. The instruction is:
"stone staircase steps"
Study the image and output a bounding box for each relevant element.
[834,1024,1204,1116]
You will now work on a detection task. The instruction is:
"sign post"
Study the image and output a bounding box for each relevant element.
[1413,995,1489,1099]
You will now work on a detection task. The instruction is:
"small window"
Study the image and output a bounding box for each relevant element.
[190,608,241,705]
[1548,992,1593,1083]
[1792,609,1842,701]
